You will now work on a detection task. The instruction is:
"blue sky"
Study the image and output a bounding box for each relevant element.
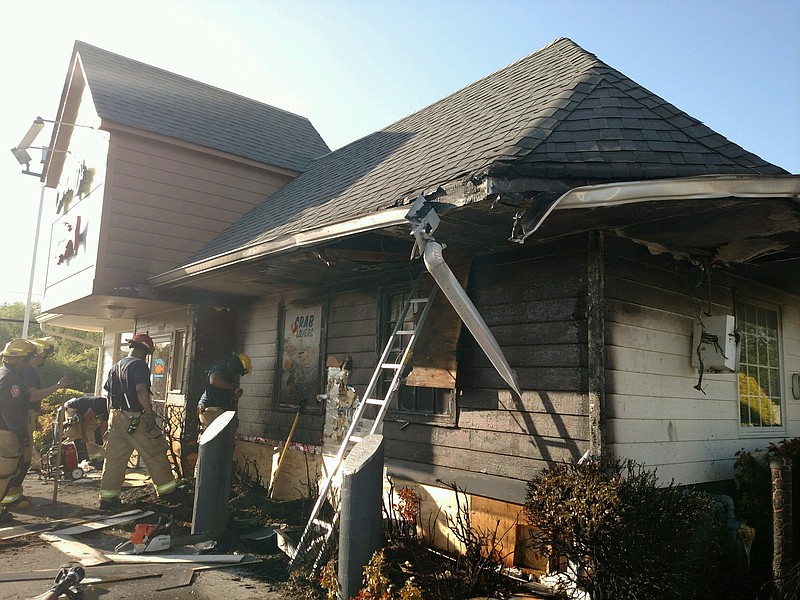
[1,0,798,303]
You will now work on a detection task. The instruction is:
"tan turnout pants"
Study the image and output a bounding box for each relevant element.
[99,410,176,502]
[1,410,37,505]
[0,429,23,503]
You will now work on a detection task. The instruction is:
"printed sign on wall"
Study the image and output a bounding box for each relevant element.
[279,304,323,406]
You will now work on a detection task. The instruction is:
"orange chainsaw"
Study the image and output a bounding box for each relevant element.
[114,516,215,554]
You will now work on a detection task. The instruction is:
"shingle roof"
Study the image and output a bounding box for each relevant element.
[187,37,787,264]
[74,41,329,172]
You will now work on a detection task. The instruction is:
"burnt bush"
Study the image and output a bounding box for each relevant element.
[523,457,729,600]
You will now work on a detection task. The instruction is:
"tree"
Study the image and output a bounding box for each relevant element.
[0,301,100,393]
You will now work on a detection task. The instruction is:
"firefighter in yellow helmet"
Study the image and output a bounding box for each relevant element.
[0,339,36,523]
[197,352,251,431]
[98,333,177,510]
[1,338,70,510]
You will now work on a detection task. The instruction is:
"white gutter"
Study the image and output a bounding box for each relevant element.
[511,174,800,243]
[149,206,411,288]
[39,322,103,348]
[39,322,105,397]
[423,240,522,396]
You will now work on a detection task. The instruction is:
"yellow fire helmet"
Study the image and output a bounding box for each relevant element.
[32,337,56,358]
[1,338,37,359]
[231,352,251,376]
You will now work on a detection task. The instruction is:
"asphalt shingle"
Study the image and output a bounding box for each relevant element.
[74,41,329,173]
[175,37,787,265]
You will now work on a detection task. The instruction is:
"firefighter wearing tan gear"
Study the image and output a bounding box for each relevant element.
[2,338,69,510]
[0,339,36,523]
[99,333,177,510]
[197,352,251,431]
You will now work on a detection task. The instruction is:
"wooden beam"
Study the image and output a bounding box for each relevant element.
[105,553,260,564]
[40,533,112,566]
[50,510,154,536]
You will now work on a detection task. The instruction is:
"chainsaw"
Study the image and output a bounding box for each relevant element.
[114,515,215,554]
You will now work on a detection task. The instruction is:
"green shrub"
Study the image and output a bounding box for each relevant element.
[524,457,728,600]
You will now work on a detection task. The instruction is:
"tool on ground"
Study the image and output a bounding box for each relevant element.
[28,563,85,600]
[269,397,306,498]
[40,406,85,482]
[115,515,216,554]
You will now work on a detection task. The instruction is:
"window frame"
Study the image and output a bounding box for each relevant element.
[736,297,786,434]
[381,284,458,427]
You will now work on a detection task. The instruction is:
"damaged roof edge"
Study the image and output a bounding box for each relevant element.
[148,206,411,289]
[510,174,800,243]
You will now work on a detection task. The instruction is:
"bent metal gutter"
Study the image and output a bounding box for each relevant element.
[150,175,800,289]
[423,239,522,396]
[509,174,800,243]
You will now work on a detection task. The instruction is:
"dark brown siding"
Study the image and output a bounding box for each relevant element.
[384,236,590,494]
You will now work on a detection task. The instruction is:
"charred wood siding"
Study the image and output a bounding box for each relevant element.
[327,289,379,387]
[236,297,284,439]
[604,235,800,486]
[237,289,378,445]
[384,236,590,497]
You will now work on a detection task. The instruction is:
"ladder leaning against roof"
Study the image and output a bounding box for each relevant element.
[288,272,438,571]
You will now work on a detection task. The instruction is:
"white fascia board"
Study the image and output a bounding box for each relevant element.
[149,206,411,288]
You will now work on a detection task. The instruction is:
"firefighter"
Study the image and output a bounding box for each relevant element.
[62,395,109,464]
[98,333,177,510]
[197,352,251,432]
[63,395,109,445]
[1,338,70,510]
[0,339,36,523]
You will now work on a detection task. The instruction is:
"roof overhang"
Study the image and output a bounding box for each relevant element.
[149,174,800,295]
[510,174,800,242]
[149,206,411,289]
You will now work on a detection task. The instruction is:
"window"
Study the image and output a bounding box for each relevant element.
[382,284,459,424]
[737,300,782,428]
[170,330,186,392]
[116,332,133,363]
[150,336,172,402]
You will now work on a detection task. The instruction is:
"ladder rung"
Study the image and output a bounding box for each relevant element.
[382,363,403,369]
[312,519,333,531]
[396,330,416,335]
[365,398,385,405]
[409,297,428,303]
[349,435,363,444]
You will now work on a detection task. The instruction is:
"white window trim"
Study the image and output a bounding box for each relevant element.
[737,297,786,437]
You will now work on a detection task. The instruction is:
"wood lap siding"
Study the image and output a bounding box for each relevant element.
[384,237,590,488]
[98,133,292,288]
[237,289,378,444]
[327,289,379,388]
[602,235,800,486]
[604,235,729,485]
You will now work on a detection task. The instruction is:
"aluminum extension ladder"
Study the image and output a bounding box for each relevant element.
[288,275,438,571]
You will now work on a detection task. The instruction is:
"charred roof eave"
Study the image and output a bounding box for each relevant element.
[510,174,800,243]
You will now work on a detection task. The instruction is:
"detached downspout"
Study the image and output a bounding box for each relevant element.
[407,195,522,396]
[39,322,105,396]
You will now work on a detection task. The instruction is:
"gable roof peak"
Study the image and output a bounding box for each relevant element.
[69,40,329,171]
